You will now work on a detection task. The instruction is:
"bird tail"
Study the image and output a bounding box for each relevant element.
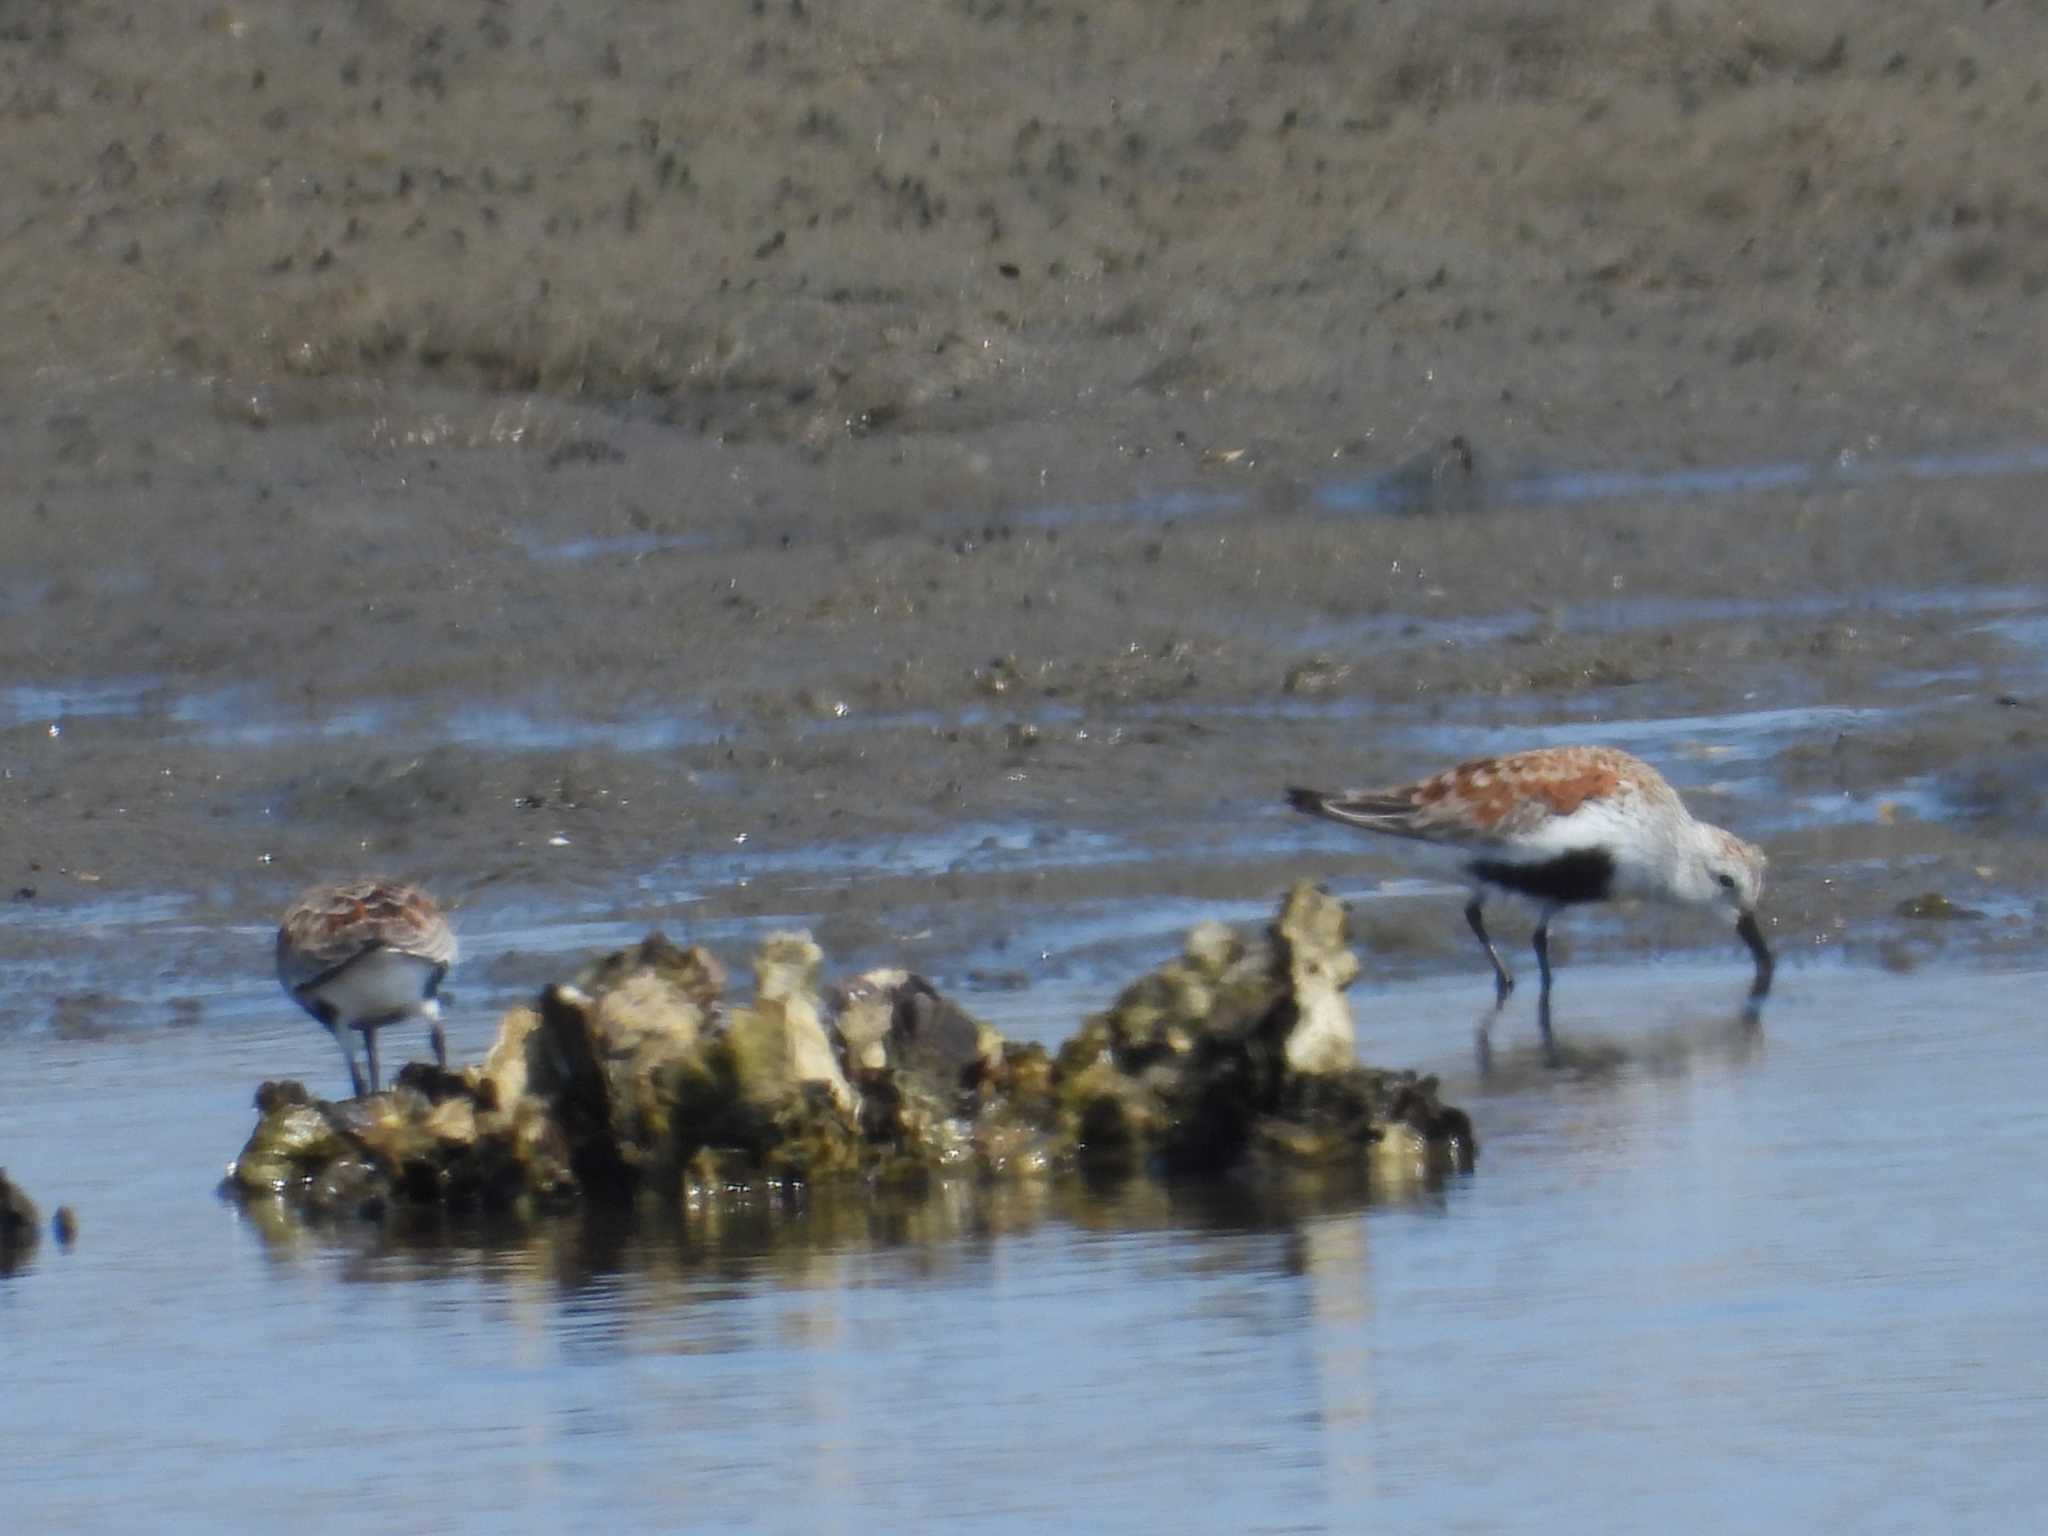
[1285,786,1338,818]
[1286,785,1422,835]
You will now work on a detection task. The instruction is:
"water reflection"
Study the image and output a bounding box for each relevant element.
[1474,1003,1770,1090]
[223,1158,1421,1529]
[228,1165,1442,1303]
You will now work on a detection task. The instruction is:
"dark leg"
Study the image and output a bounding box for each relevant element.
[331,1026,367,1100]
[363,1027,382,1096]
[1465,897,1514,1006]
[429,1021,448,1070]
[1532,916,1556,1046]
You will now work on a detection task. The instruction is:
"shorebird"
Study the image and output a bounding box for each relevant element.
[1287,745,1771,1035]
[276,879,457,1097]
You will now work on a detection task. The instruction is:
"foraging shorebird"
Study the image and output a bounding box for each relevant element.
[276,879,457,1097]
[1287,746,1771,1035]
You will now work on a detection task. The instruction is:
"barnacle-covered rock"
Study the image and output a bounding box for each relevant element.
[223,884,1474,1225]
[0,1167,41,1271]
[1051,882,1472,1179]
[1274,880,1362,1074]
[225,1069,567,1218]
[726,933,854,1116]
[227,1081,376,1209]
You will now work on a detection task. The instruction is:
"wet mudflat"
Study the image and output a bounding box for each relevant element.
[3,958,2046,1532]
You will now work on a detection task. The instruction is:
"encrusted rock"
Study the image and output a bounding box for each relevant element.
[1275,880,1360,1073]
[223,883,1474,1223]
[834,969,903,1073]
[729,933,854,1115]
[1056,882,1395,1173]
[0,1167,40,1271]
[834,969,999,1089]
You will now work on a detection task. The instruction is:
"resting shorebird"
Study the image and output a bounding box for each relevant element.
[276,879,457,1097]
[1287,745,1771,1036]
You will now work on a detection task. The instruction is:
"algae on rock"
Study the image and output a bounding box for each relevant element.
[224,882,1475,1222]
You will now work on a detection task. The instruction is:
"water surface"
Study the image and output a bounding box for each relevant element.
[4,961,2043,1532]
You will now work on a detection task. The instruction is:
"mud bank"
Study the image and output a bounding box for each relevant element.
[225,885,1472,1224]
[5,3,2048,1004]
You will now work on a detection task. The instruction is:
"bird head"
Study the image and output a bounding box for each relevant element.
[1683,823,1767,917]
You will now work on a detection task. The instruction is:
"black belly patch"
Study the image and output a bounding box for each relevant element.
[1471,848,1617,906]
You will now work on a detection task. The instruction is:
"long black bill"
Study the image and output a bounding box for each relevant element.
[1736,909,1774,1001]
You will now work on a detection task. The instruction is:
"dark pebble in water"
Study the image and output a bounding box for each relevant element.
[1895,891,1985,921]
[52,1207,77,1247]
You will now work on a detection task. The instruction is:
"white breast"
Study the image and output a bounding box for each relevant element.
[1511,796,1691,902]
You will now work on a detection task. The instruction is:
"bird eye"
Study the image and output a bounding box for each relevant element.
[1715,872,1738,890]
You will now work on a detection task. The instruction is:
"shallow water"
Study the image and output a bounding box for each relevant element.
[4,957,2045,1533]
